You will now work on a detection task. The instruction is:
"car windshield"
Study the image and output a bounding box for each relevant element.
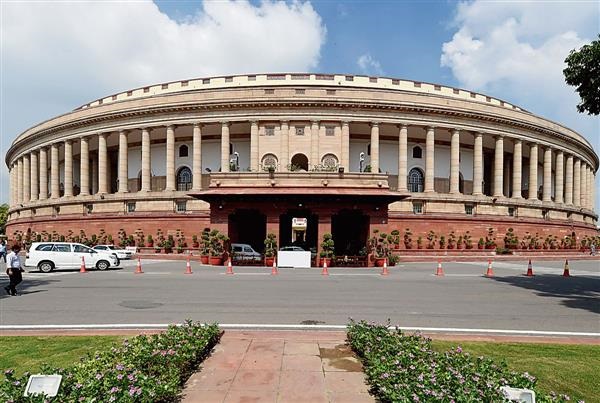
[107,246,117,250]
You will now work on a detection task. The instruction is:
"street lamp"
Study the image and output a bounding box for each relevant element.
[359,152,365,173]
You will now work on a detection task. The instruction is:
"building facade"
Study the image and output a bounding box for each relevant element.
[5,73,598,254]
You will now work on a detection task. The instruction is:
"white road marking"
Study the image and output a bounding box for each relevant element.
[0,323,599,337]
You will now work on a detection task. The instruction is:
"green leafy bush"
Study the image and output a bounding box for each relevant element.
[347,320,572,403]
[1,321,220,402]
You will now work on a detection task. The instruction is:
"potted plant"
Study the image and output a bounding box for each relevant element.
[533,233,542,249]
[319,233,335,266]
[464,231,473,249]
[391,229,401,249]
[478,237,485,249]
[417,236,423,249]
[209,230,228,265]
[147,235,154,248]
[402,228,412,249]
[369,230,392,266]
[457,235,463,250]
[192,234,199,248]
[485,227,496,250]
[439,235,446,249]
[447,231,456,249]
[264,232,278,266]
[426,230,437,249]
[503,228,518,250]
[200,228,211,264]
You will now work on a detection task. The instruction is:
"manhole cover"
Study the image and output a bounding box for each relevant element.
[119,300,163,310]
[300,320,325,325]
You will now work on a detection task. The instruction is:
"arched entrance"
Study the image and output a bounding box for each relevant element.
[291,153,309,171]
[228,209,266,253]
[177,166,192,191]
[332,210,369,255]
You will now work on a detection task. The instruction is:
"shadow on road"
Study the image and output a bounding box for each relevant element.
[490,274,600,314]
[0,276,60,300]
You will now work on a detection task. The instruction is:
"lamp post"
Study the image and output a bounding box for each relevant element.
[359,152,365,173]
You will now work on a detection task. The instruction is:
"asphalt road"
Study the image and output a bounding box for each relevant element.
[1,259,599,333]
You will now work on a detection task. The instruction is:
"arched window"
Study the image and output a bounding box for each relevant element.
[412,146,423,159]
[321,154,339,170]
[176,166,192,191]
[261,154,278,171]
[179,145,189,158]
[290,153,308,171]
[408,168,424,192]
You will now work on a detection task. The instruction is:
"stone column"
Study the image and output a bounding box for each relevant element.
[370,122,379,173]
[280,120,289,170]
[310,120,319,168]
[250,121,259,171]
[118,130,129,193]
[450,129,460,194]
[528,143,538,200]
[141,128,151,192]
[91,154,98,195]
[98,133,108,194]
[397,124,408,191]
[573,158,581,207]
[512,139,522,198]
[341,121,350,171]
[23,154,30,202]
[17,158,24,203]
[64,140,73,197]
[565,154,573,205]
[192,123,202,190]
[493,136,504,197]
[221,122,230,173]
[579,162,587,207]
[50,144,60,199]
[165,125,176,191]
[30,151,38,201]
[9,165,15,206]
[555,151,564,203]
[425,127,435,192]
[39,148,48,200]
[592,172,596,211]
[473,132,483,196]
[80,137,89,196]
[542,146,552,202]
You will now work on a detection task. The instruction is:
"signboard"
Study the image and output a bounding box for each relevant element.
[278,251,311,268]
[125,246,137,254]
[500,386,536,403]
[292,217,307,230]
[24,375,62,397]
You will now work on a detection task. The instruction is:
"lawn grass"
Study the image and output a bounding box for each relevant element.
[0,336,124,376]
[432,340,600,403]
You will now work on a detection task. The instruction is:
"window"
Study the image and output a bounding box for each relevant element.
[295,89,305,95]
[345,76,354,81]
[412,146,423,159]
[296,127,304,136]
[264,89,275,95]
[325,126,335,136]
[233,245,243,252]
[36,244,54,251]
[508,207,516,217]
[248,75,256,81]
[326,89,336,95]
[567,212,572,219]
[127,202,136,213]
[53,206,60,216]
[225,76,233,82]
[73,245,92,253]
[321,154,339,169]
[161,84,168,89]
[176,200,187,212]
[261,154,278,170]
[265,126,275,136]
[465,204,474,215]
[408,168,424,192]
[369,77,377,83]
[52,244,71,252]
[95,246,106,250]
[177,167,192,191]
[86,204,93,214]
[244,246,253,253]
[367,144,371,156]
[542,209,549,220]
[413,202,423,214]
[179,145,189,158]
[202,78,210,84]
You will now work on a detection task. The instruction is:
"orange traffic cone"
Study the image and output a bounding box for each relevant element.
[185,254,193,275]
[562,259,570,277]
[435,260,444,276]
[79,256,87,273]
[271,258,278,275]
[321,259,329,275]
[135,256,143,274]
[381,258,389,276]
[526,259,534,277]
[226,258,234,275]
[485,259,494,277]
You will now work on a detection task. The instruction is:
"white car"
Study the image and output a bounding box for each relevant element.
[25,242,120,272]
[92,245,134,260]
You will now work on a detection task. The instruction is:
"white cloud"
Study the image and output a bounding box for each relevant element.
[357,53,383,76]
[0,0,326,203]
[441,0,600,211]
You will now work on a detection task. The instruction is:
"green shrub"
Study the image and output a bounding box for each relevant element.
[347,320,572,403]
[0,321,220,402]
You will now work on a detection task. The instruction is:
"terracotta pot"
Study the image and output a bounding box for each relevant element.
[478,244,484,249]
[265,257,275,267]
[192,242,200,248]
[165,248,172,254]
[394,244,400,250]
[320,257,332,267]
[154,248,161,254]
[209,256,223,265]
[375,258,386,267]
[176,249,183,254]
[200,255,209,264]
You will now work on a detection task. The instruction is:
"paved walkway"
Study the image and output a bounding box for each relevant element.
[181,330,375,403]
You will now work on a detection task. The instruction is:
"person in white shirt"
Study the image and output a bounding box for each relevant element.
[0,240,7,263]
[4,244,24,296]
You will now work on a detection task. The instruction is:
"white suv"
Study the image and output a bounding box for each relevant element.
[26,242,120,272]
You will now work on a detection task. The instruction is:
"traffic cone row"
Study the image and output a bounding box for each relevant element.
[80,256,87,273]
[271,258,278,275]
[381,259,389,276]
[226,258,234,275]
[526,259,534,277]
[185,254,193,275]
[485,259,494,277]
[135,256,143,274]
[435,260,444,276]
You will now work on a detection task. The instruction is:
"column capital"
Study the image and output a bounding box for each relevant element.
[494,134,504,140]
[193,122,202,129]
[118,129,129,135]
[371,122,380,128]
[166,124,176,130]
[398,123,408,130]
[513,138,523,145]
[341,120,350,126]
[529,141,538,148]
[280,120,289,125]
[544,144,553,151]
[220,121,230,127]
[249,119,258,125]
[451,128,460,135]
[311,119,320,125]
[426,126,436,132]
[64,139,72,145]
[474,131,483,139]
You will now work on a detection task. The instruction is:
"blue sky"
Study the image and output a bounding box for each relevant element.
[1,0,599,211]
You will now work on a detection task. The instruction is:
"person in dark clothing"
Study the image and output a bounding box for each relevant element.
[4,244,24,296]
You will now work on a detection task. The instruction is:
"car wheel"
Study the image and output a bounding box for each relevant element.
[96,260,109,271]
[38,261,54,273]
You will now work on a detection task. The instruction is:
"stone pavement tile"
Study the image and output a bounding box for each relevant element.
[218,339,252,353]
[223,390,278,403]
[248,339,285,354]
[328,392,376,403]
[185,368,236,391]
[324,372,370,394]
[230,369,280,391]
[278,371,328,403]
[284,341,320,356]
[321,356,363,373]
[203,353,245,371]
[239,352,283,370]
[180,388,227,403]
[282,354,323,371]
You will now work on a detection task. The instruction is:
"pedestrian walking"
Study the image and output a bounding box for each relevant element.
[4,244,24,296]
[0,240,6,263]
[591,243,596,256]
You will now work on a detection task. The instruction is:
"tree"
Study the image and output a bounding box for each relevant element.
[0,203,8,234]
[563,35,600,115]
